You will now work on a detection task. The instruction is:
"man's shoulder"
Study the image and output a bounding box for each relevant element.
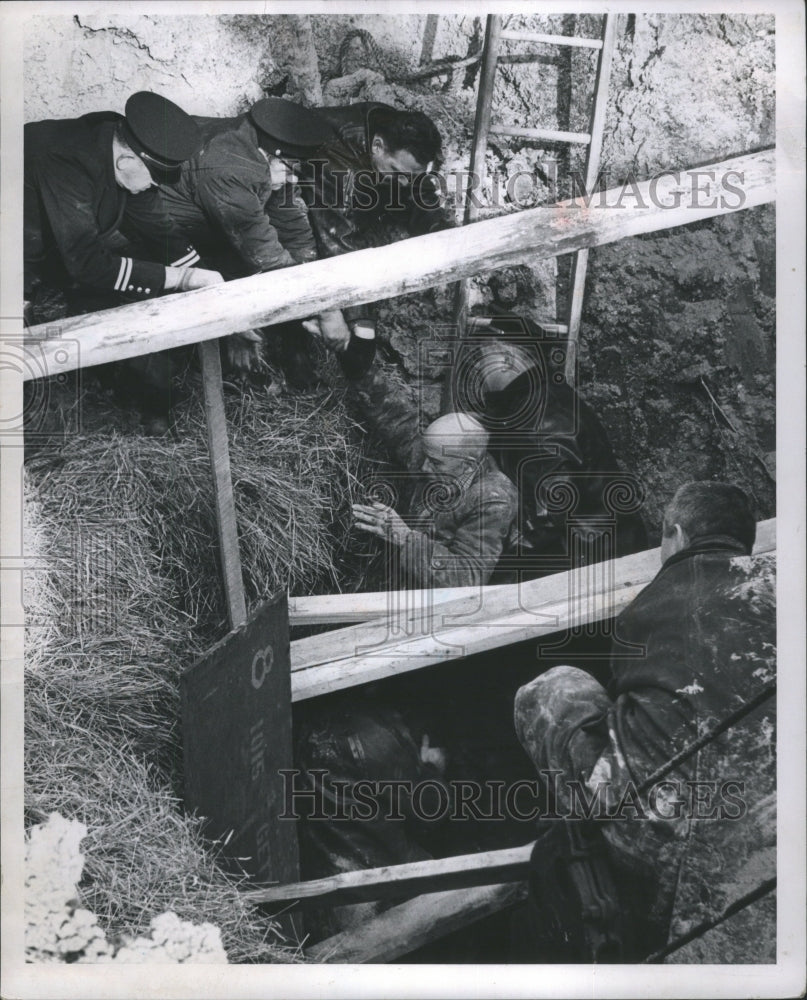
[472,462,519,511]
[199,118,264,173]
[25,115,113,178]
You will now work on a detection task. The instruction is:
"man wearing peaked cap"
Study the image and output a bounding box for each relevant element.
[24,92,225,432]
[25,91,222,306]
[160,97,355,381]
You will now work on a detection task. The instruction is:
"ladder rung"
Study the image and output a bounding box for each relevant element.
[499,30,603,50]
[489,125,591,144]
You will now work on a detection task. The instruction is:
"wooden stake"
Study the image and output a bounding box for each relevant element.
[199,339,247,630]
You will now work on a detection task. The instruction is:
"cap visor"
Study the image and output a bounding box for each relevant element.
[145,161,182,185]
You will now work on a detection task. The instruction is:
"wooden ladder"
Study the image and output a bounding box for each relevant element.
[454,13,619,385]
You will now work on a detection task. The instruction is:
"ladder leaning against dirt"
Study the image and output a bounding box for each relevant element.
[454,13,619,387]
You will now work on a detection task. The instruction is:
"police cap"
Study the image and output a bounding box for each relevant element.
[122,92,202,184]
[249,98,335,160]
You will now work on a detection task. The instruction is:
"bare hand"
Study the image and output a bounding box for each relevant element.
[185,267,224,289]
[225,329,264,375]
[352,501,411,546]
[165,266,224,292]
[420,734,447,774]
[302,309,351,351]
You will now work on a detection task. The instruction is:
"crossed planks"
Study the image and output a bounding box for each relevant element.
[270,523,776,960]
[289,519,775,702]
[24,150,774,379]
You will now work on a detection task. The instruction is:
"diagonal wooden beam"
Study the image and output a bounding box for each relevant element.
[24,150,774,380]
[306,881,527,963]
[245,843,533,907]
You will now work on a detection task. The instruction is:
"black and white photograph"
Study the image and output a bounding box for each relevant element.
[1,2,804,997]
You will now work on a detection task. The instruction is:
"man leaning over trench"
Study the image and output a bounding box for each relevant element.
[514,481,776,961]
[159,97,355,384]
[24,91,222,433]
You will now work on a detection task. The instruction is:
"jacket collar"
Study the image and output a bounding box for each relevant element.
[661,534,751,572]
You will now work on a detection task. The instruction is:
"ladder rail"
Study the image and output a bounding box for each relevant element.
[565,13,619,384]
[444,13,620,405]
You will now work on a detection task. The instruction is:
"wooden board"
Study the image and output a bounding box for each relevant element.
[289,519,775,702]
[246,843,533,907]
[180,596,299,899]
[25,150,775,379]
[307,882,527,963]
[199,339,247,631]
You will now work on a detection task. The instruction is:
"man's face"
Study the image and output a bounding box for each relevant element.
[420,435,469,480]
[369,136,426,184]
[114,151,154,194]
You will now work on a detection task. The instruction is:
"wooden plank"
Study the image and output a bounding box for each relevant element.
[500,29,604,49]
[489,125,591,144]
[307,882,527,963]
[246,843,533,906]
[418,13,440,65]
[288,584,507,626]
[566,13,619,384]
[199,339,247,630]
[180,596,300,932]
[24,151,775,379]
[290,519,776,701]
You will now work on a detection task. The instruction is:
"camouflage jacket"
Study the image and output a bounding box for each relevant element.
[353,369,518,589]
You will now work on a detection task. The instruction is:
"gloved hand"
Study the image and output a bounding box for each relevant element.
[164,266,224,292]
[302,309,352,351]
[225,329,264,375]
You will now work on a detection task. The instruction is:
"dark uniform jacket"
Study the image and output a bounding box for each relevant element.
[354,369,518,589]
[24,113,199,299]
[299,102,451,261]
[160,116,318,277]
[599,539,776,957]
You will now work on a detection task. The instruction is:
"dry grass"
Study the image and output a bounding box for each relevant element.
[24,369,368,961]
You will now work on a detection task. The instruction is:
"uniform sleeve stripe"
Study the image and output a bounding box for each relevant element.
[121,256,133,291]
[171,249,200,267]
[113,256,129,291]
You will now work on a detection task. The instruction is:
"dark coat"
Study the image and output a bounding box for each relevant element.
[601,539,776,954]
[465,316,648,574]
[160,116,318,277]
[299,102,451,261]
[24,113,198,298]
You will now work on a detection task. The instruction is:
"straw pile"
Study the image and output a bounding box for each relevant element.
[24,368,368,962]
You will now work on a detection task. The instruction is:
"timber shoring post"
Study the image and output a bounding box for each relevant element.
[199,339,247,630]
